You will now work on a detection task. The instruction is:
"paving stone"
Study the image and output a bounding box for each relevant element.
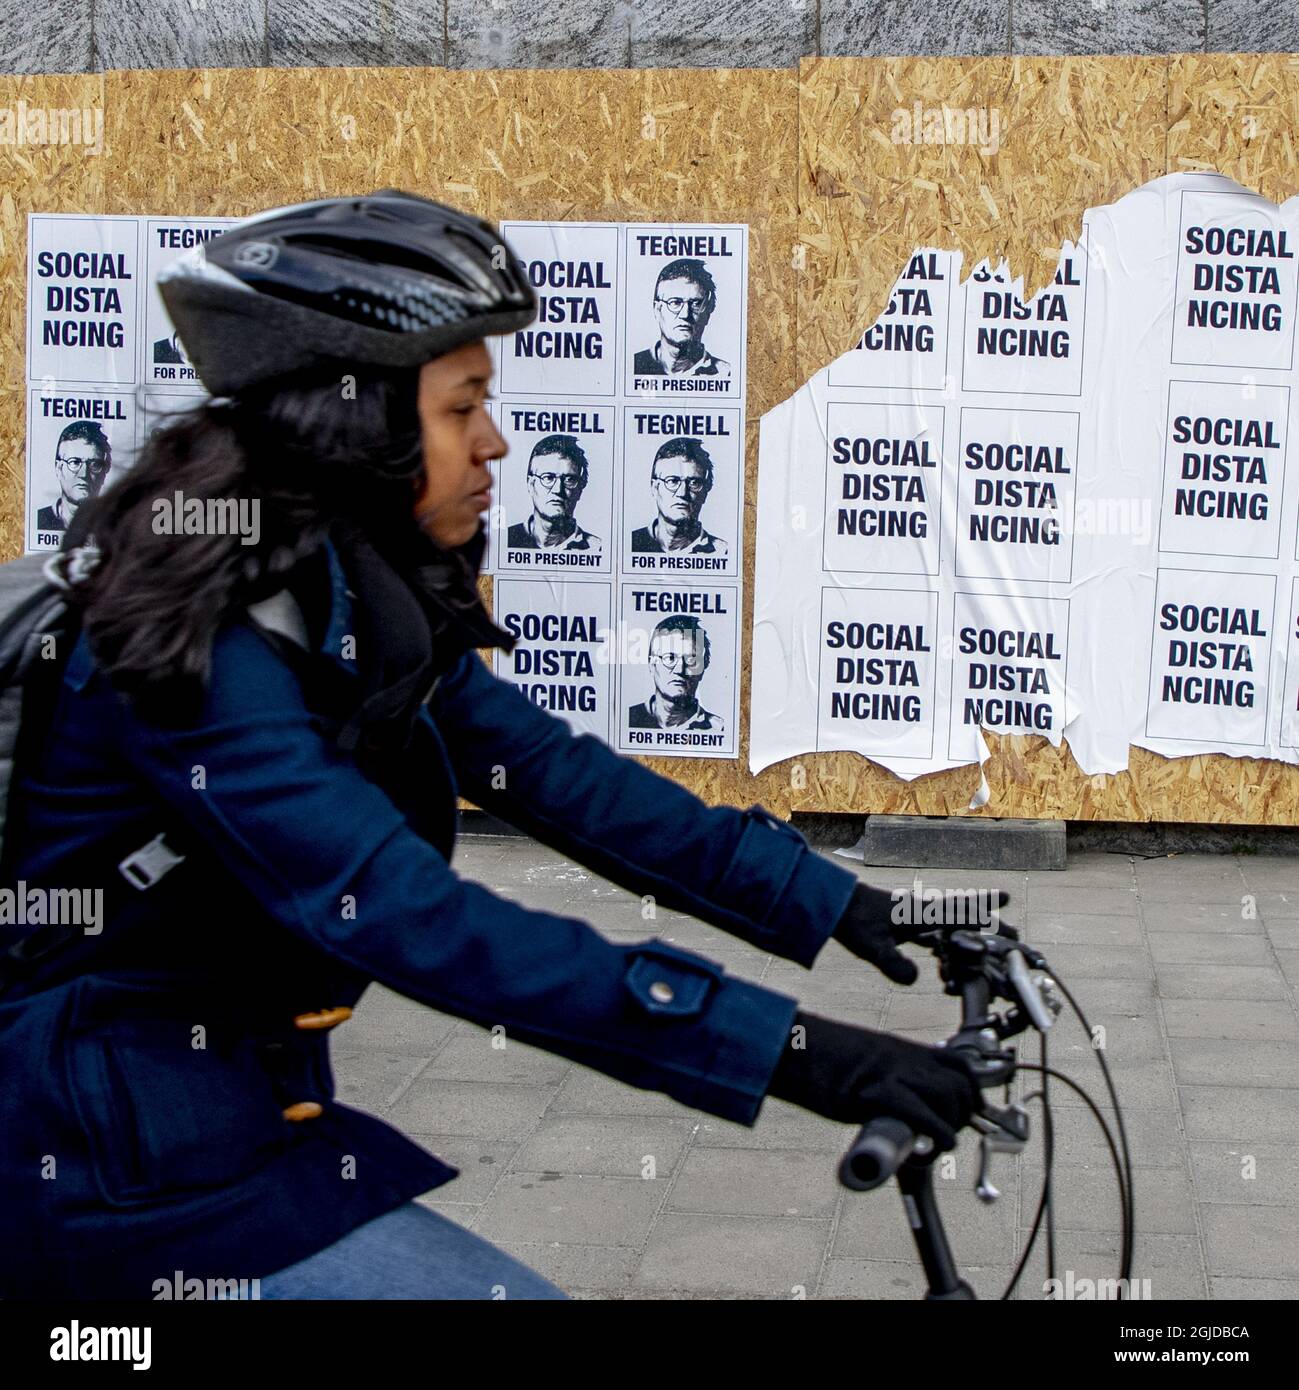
[412,1195,482,1226]
[389,1077,555,1141]
[365,832,1299,1300]
[1202,1205,1299,1279]
[1019,1106,1189,1171]
[1179,1086,1299,1143]
[422,1030,573,1086]
[1023,886,1140,918]
[634,1211,829,1296]
[1136,877,1247,906]
[1025,943,1153,980]
[1277,950,1299,990]
[1209,1276,1299,1299]
[1048,1010,1165,1062]
[820,1257,1011,1300]
[510,1115,694,1178]
[1155,963,1288,1001]
[1024,914,1145,947]
[1148,933,1273,965]
[329,1048,433,1111]
[1018,1230,1206,1300]
[477,1172,664,1247]
[1046,1056,1178,1112]
[1190,1142,1299,1207]
[667,1146,841,1219]
[694,1098,855,1154]
[1263,921,1299,950]
[1162,998,1299,1042]
[1252,891,1299,919]
[1140,901,1261,932]
[487,1241,640,1293]
[1034,1163,1197,1234]
[344,984,459,1055]
[409,1136,519,1204]
[1238,859,1299,890]
[549,1064,697,1119]
[1042,977,1156,1011]
[1169,1038,1299,1089]
[833,1173,1018,1267]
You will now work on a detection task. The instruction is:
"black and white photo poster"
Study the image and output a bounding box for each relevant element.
[490,403,614,574]
[617,584,739,758]
[24,214,750,761]
[752,171,1299,780]
[23,213,231,553]
[489,220,749,759]
[625,226,745,399]
[25,386,135,551]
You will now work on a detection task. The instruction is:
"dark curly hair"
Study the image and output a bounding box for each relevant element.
[66,366,427,719]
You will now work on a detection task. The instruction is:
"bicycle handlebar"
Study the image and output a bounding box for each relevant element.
[838,1116,924,1191]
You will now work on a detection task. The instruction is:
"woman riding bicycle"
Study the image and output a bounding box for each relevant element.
[0,190,979,1300]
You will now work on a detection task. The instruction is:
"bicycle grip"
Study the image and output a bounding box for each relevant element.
[838,1117,916,1191]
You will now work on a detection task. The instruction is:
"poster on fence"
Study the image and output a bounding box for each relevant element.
[22,211,749,762]
[751,171,1299,780]
[489,220,748,758]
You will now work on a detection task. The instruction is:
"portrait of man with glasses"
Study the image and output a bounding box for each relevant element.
[37,419,113,536]
[631,438,728,556]
[505,434,603,553]
[633,259,731,379]
[628,614,725,734]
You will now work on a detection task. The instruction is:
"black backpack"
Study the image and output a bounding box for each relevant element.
[0,551,81,866]
[0,544,328,997]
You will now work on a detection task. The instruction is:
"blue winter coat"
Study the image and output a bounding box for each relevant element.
[0,540,856,1298]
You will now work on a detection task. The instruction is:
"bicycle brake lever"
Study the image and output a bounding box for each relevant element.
[971,1102,1030,1204]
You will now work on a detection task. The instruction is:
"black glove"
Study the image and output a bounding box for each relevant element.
[833,882,1016,985]
[766,1010,981,1150]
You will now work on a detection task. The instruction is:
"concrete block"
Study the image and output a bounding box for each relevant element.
[845,814,1065,871]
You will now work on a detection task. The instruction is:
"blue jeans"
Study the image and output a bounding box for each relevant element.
[255,1202,570,1300]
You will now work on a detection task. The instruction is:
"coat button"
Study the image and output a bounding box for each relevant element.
[649,980,675,1004]
[292,1007,353,1031]
[282,1101,324,1122]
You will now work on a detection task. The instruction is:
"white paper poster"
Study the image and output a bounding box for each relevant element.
[24,213,236,551]
[752,171,1299,780]
[491,220,748,758]
[24,213,748,759]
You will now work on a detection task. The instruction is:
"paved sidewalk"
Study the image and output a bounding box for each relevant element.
[331,834,1299,1300]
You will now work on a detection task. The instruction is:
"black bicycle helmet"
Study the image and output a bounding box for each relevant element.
[157,189,538,397]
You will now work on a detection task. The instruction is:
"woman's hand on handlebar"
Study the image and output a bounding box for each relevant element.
[832,882,1016,984]
[765,1010,982,1151]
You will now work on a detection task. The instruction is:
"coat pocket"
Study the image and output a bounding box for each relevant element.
[64,977,291,1207]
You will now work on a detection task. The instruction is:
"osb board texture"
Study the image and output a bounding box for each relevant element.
[0,63,800,817]
[792,53,1299,827]
[1,59,1296,824]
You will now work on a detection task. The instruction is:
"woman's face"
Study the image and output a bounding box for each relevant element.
[413,339,507,548]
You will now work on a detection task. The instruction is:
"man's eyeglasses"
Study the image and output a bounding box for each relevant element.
[56,454,109,476]
[528,471,583,493]
[652,473,708,495]
[651,648,706,673]
[655,296,709,319]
